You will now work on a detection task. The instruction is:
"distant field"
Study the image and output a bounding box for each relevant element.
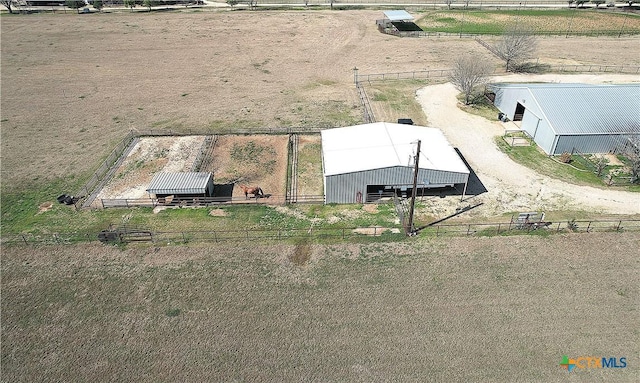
[418,9,640,34]
[2,232,638,382]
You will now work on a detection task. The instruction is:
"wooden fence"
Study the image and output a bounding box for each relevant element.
[4,219,640,245]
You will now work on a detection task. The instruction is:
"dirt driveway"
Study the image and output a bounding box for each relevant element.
[415,74,640,218]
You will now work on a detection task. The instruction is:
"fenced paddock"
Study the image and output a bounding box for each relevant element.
[76,127,324,210]
[4,219,639,245]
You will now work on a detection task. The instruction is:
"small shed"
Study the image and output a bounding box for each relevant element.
[377,10,423,34]
[321,123,470,204]
[146,172,214,198]
[490,83,640,155]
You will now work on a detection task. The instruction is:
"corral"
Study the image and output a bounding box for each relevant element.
[92,133,300,207]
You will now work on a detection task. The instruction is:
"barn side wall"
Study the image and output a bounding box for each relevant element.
[553,134,640,155]
[493,87,537,121]
[521,110,556,155]
[325,166,469,204]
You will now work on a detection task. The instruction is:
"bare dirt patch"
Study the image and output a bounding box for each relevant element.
[93,135,205,204]
[208,208,227,217]
[205,134,289,199]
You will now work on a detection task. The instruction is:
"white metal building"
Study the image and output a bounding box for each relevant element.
[321,122,470,204]
[491,83,640,155]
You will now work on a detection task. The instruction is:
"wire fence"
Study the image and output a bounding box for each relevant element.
[99,194,325,208]
[74,127,326,210]
[3,219,639,245]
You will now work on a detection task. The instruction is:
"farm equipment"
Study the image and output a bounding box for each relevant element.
[56,194,83,205]
[98,224,153,244]
[511,212,551,230]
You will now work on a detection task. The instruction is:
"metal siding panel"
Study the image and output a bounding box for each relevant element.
[554,134,637,155]
[147,172,212,195]
[533,120,557,155]
[493,87,532,120]
[325,167,469,203]
[532,85,640,135]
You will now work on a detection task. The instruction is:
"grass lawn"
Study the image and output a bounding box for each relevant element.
[417,9,640,35]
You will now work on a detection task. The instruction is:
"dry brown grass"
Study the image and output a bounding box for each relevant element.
[2,233,638,381]
[3,10,639,193]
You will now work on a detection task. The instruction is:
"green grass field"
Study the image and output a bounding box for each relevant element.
[417,9,640,35]
[2,233,638,382]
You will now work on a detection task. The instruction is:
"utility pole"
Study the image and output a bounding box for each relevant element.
[407,140,421,236]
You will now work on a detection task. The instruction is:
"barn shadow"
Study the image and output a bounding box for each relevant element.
[212,183,234,202]
[412,149,487,201]
[455,148,488,200]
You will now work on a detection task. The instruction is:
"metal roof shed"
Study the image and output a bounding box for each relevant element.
[491,83,640,155]
[321,123,470,204]
[147,172,214,197]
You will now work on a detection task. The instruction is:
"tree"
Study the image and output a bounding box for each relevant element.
[93,0,103,11]
[1,0,14,14]
[449,54,493,105]
[226,0,238,6]
[494,25,538,72]
[592,0,605,6]
[143,0,156,10]
[445,0,454,10]
[627,137,640,184]
[575,0,589,7]
[567,0,575,7]
[123,0,136,11]
[65,0,86,12]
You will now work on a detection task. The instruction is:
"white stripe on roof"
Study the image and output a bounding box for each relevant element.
[321,122,469,176]
[383,10,414,21]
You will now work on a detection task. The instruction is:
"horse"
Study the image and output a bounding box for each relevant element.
[239,185,264,199]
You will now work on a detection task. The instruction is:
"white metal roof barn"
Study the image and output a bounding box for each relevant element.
[321,122,470,204]
[147,172,214,197]
[490,83,640,155]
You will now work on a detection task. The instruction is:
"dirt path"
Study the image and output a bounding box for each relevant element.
[415,74,640,218]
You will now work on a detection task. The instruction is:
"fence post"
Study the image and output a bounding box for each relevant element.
[182,232,187,243]
[22,234,28,245]
[616,221,622,231]
[556,222,561,233]
[436,225,440,237]
[586,221,592,233]
[497,223,501,235]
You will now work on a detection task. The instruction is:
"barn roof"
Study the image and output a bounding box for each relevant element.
[147,172,212,195]
[491,83,640,135]
[383,10,414,21]
[321,122,469,176]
